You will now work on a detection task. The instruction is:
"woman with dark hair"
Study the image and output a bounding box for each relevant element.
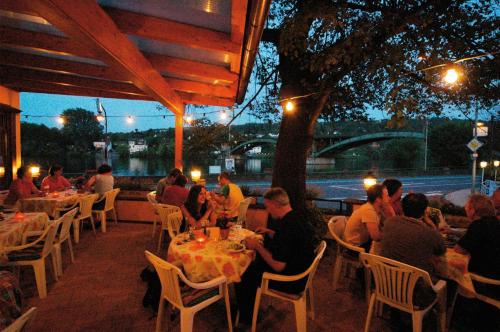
[85,164,114,210]
[41,165,71,192]
[382,178,403,216]
[4,166,42,206]
[181,185,217,228]
[158,174,189,206]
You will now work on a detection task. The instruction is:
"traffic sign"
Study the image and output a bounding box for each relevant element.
[467,138,483,152]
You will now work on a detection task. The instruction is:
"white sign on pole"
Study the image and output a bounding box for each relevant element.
[209,166,221,175]
[467,138,483,152]
[225,158,235,172]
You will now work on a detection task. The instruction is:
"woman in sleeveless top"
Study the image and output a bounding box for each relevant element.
[85,164,114,209]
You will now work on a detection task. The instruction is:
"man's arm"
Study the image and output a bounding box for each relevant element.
[245,238,286,272]
[366,222,381,241]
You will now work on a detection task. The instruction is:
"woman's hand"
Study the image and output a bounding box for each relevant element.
[243,237,260,250]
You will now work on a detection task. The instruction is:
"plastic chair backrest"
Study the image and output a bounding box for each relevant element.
[328,218,365,254]
[3,307,37,332]
[469,273,500,309]
[57,208,78,242]
[104,188,120,211]
[79,194,98,219]
[167,211,184,239]
[302,241,327,292]
[236,197,253,226]
[156,204,182,236]
[145,250,184,309]
[147,191,158,206]
[360,253,432,311]
[41,223,59,257]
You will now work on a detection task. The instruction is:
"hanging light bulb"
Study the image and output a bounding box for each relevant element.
[57,116,65,125]
[185,115,193,124]
[443,68,459,84]
[220,110,227,120]
[126,116,134,124]
[284,100,295,112]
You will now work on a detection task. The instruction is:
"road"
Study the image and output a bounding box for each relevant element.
[211,175,477,201]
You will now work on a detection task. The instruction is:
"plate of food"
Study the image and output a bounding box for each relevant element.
[226,242,245,253]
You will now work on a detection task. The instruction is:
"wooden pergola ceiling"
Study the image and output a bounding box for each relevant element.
[0,0,257,114]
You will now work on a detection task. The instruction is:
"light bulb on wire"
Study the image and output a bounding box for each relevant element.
[185,115,193,124]
[284,100,295,112]
[96,114,105,122]
[126,116,134,124]
[57,116,65,125]
[443,68,459,84]
[220,111,227,120]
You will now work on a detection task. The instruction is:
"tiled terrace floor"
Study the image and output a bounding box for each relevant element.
[17,222,483,331]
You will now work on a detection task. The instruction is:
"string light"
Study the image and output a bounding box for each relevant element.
[284,100,295,112]
[57,116,65,125]
[96,114,105,122]
[126,116,134,124]
[220,110,227,120]
[443,68,459,84]
[185,115,193,124]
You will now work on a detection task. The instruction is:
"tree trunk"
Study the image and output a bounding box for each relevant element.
[271,92,328,212]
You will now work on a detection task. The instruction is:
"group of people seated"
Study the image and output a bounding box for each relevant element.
[154,168,244,229]
[344,179,500,329]
[3,163,115,209]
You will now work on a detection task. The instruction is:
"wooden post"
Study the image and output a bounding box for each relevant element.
[174,111,184,171]
[0,85,21,187]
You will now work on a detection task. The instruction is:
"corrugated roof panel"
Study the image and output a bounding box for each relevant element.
[0,45,106,66]
[97,0,231,33]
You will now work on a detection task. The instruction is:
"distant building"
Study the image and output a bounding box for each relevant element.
[128,139,147,153]
[247,146,262,155]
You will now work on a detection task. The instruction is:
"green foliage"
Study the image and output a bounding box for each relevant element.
[21,123,66,168]
[303,206,327,245]
[185,118,227,167]
[428,121,472,167]
[61,108,103,153]
[381,139,423,169]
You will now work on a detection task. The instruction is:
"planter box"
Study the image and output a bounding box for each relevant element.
[116,190,155,223]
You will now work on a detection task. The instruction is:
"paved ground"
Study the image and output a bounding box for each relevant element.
[20,222,480,332]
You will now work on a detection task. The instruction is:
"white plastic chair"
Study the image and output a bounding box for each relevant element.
[147,191,159,238]
[92,188,120,233]
[144,250,233,332]
[236,197,253,227]
[251,241,327,332]
[3,307,37,332]
[73,193,99,243]
[2,223,59,299]
[468,273,500,309]
[155,204,182,253]
[53,208,78,277]
[327,217,371,303]
[360,253,447,332]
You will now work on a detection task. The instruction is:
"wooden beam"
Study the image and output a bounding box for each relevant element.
[166,78,235,99]
[145,53,238,84]
[0,50,126,81]
[2,80,153,100]
[26,0,183,114]
[0,66,144,96]
[0,26,239,85]
[178,92,234,107]
[230,0,248,73]
[104,7,239,55]
[174,113,184,171]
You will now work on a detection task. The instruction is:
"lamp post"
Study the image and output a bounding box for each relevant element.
[96,99,108,160]
[471,105,479,193]
[479,161,487,190]
[494,160,499,181]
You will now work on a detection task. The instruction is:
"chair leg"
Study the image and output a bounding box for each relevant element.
[32,260,47,299]
[101,212,107,233]
[180,311,194,332]
[411,311,423,332]
[251,288,262,332]
[332,255,343,290]
[67,238,74,263]
[155,297,166,332]
[54,245,63,277]
[157,229,164,253]
[447,289,459,329]
[308,286,315,320]
[294,297,307,332]
[364,294,376,332]
[364,267,372,305]
[73,220,80,244]
[112,209,118,223]
[90,216,97,235]
[223,284,233,332]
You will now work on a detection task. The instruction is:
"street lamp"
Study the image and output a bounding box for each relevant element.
[96,99,108,160]
[363,172,377,189]
[494,160,499,181]
[480,161,487,187]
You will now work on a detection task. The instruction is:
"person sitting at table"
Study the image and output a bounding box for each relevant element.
[382,178,404,216]
[4,166,43,207]
[492,188,500,220]
[235,187,315,327]
[84,164,114,209]
[211,172,244,220]
[455,194,500,330]
[158,174,188,207]
[40,165,72,192]
[181,185,216,229]
[155,168,182,201]
[344,184,390,253]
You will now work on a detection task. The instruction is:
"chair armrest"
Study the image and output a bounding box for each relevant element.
[93,195,105,204]
[470,273,500,285]
[262,270,309,283]
[55,201,79,213]
[2,227,50,253]
[341,242,366,254]
[431,279,447,294]
[179,274,227,290]
[22,230,44,245]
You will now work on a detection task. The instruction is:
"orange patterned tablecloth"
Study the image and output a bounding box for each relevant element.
[436,248,474,295]
[19,190,84,217]
[0,212,49,250]
[167,228,257,283]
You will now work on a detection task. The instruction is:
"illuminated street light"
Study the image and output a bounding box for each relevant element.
[363,172,377,189]
[30,166,40,177]
[443,68,459,84]
[96,114,105,122]
[480,161,488,169]
[494,160,499,181]
[480,161,487,187]
[191,169,201,182]
[284,100,295,112]
[57,116,65,125]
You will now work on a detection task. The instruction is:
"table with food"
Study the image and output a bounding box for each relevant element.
[19,189,85,218]
[167,226,261,283]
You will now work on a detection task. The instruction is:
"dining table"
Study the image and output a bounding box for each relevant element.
[435,248,475,296]
[0,212,49,256]
[167,227,260,283]
[19,189,86,218]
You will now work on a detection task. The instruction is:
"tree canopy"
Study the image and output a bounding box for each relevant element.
[249,0,499,209]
